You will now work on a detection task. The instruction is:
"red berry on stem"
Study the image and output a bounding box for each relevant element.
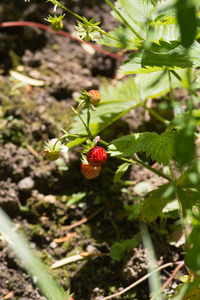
[81,164,101,179]
[86,146,107,167]
[88,90,101,105]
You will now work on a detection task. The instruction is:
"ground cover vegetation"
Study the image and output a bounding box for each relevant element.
[1,0,200,299]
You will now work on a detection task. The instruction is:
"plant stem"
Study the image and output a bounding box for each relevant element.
[144,106,169,125]
[170,70,200,101]
[176,191,188,243]
[52,133,68,151]
[99,29,121,43]
[122,156,172,182]
[105,0,143,41]
[168,70,177,116]
[168,160,175,181]
[101,262,176,300]
[52,2,85,22]
[87,107,91,129]
[77,112,93,137]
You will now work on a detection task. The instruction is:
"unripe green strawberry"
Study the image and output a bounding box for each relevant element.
[88,90,101,105]
[45,149,60,161]
[44,138,68,161]
[51,20,63,31]
[86,146,107,167]
[81,164,101,179]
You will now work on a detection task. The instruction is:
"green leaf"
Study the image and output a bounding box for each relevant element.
[109,131,177,165]
[166,109,200,132]
[108,133,141,157]
[110,239,138,261]
[174,113,196,167]
[119,41,191,74]
[172,277,200,300]
[186,218,200,273]
[138,69,186,100]
[139,131,177,165]
[177,188,199,217]
[177,159,200,189]
[120,0,154,23]
[125,203,143,221]
[114,162,130,183]
[100,27,140,49]
[68,69,184,148]
[177,0,197,48]
[140,184,175,222]
[68,78,141,147]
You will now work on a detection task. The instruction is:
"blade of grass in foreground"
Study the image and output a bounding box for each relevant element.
[0,208,68,300]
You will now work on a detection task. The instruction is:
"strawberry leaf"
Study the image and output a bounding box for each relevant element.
[139,131,177,165]
[140,184,175,222]
[177,188,200,218]
[109,131,177,165]
[114,162,130,183]
[120,0,154,23]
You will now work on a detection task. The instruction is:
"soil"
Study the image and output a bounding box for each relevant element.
[0,1,185,300]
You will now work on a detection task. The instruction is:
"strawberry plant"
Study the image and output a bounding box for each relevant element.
[44,0,200,298]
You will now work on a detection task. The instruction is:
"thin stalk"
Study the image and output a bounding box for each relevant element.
[87,107,91,129]
[168,70,176,116]
[121,156,172,182]
[52,133,68,151]
[145,106,169,125]
[170,70,200,101]
[176,191,187,244]
[99,29,122,43]
[101,262,175,300]
[76,112,93,137]
[167,163,187,244]
[105,0,143,41]
[51,2,85,22]
[168,160,175,181]
[51,1,121,43]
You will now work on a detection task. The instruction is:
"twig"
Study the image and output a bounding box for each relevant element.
[150,260,185,300]
[101,262,178,300]
[0,22,123,62]
[26,144,39,157]
[64,206,104,230]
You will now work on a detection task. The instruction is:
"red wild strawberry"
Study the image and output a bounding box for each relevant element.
[86,146,107,167]
[81,164,101,179]
[88,90,101,105]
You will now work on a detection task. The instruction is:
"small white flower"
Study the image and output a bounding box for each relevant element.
[60,145,68,153]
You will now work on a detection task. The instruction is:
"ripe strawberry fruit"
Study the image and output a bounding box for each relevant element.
[86,146,107,167]
[88,90,101,105]
[81,164,101,179]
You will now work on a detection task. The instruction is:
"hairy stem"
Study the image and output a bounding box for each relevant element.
[105,0,143,40]
[50,1,85,22]
[52,133,68,151]
[168,70,177,116]
[99,29,121,43]
[170,70,200,101]
[145,106,169,125]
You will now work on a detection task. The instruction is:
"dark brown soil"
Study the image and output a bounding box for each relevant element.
[0,1,185,300]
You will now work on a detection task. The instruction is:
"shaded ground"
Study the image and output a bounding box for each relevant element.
[0,1,185,300]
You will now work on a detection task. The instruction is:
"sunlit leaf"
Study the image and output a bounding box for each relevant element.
[114,162,130,183]
[109,131,177,165]
[177,0,197,48]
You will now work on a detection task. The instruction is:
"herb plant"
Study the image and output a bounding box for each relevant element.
[43,0,200,298]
